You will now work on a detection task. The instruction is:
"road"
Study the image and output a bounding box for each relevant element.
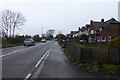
[2,41,53,78]
[1,41,105,79]
[38,41,103,78]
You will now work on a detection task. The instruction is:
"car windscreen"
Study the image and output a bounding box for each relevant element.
[25,38,32,41]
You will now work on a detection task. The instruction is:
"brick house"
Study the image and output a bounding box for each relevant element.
[77,24,90,37]
[96,22,120,42]
[70,31,79,38]
[88,19,105,43]
[89,18,120,43]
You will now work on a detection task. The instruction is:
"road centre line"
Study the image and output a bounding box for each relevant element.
[30,48,52,78]
[44,49,52,59]
[24,74,31,80]
[24,48,52,79]
[35,49,50,68]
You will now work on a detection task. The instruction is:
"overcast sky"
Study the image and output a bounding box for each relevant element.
[0,0,119,36]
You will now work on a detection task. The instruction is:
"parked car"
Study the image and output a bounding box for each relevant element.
[55,39,57,41]
[80,40,87,44]
[24,38,35,46]
[41,38,46,43]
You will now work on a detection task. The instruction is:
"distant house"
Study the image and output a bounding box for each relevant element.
[88,19,105,43]
[89,18,120,43]
[70,31,79,37]
[77,24,90,37]
[84,24,90,35]
[68,18,120,43]
[67,31,79,43]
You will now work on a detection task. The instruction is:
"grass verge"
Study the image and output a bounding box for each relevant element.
[63,48,119,78]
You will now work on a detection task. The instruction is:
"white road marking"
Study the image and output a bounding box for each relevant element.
[45,49,52,59]
[0,55,5,57]
[0,49,24,57]
[35,49,50,68]
[24,48,52,79]
[12,50,19,53]
[0,46,35,58]
[0,42,43,58]
[31,48,52,78]
[23,49,52,79]
[0,51,15,58]
[25,74,31,79]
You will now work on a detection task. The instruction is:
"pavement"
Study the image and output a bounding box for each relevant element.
[38,42,103,78]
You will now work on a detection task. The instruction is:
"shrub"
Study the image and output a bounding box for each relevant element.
[102,64,118,75]
[79,34,89,42]
[106,36,120,48]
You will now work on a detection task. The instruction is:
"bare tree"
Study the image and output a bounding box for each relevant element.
[46,29,55,39]
[0,9,26,38]
[0,9,12,37]
[12,12,26,37]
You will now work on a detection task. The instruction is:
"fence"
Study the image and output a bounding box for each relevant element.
[67,43,119,64]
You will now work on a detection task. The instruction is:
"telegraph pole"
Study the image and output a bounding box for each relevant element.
[41,26,43,37]
[118,1,120,21]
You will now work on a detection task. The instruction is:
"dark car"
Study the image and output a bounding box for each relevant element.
[24,38,35,46]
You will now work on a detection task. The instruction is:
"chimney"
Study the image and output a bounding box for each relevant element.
[90,20,93,25]
[101,18,104,22]
[78,27,81,31]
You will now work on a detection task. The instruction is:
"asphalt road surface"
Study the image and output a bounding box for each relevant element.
[2,41,53,78]
[1,40,105,79]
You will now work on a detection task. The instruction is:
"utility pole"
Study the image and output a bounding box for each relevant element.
[118,1,120,21]
[41,26,43,37]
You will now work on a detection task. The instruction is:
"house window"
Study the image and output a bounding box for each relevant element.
[96,30,99,32]
[108,36,111,41]
[101,37,106,42]
[91,30,94,34]
[97,39,100,42]
[99,28,102,31]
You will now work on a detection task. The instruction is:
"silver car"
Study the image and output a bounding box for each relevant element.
[24,38,35,46]
[80,40,87,44]
[41,38,46,43]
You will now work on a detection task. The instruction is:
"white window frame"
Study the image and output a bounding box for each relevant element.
[101,37,106,42]
[97,39,100,42]
[91,30,94,34]
[108,36,111,41]
[99,28,102,31]
[94,31,96,33]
